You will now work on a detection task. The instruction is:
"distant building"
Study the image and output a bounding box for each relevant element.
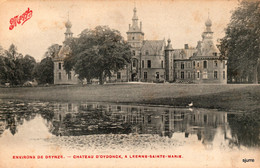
[54,7,227,84]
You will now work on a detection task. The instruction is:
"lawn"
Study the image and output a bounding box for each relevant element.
[0,83,259,112]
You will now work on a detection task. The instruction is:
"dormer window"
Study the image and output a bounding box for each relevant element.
[145,50,149,55]
[213,52,217,56]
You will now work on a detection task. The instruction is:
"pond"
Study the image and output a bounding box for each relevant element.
[0,99,259,168]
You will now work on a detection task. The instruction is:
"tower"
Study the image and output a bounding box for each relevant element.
[126,7,144,81]
[126,7,144,47]
[64,13,73,40]
[165,39,174,82]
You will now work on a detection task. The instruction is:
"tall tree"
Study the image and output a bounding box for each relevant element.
[220,1,260,83]
[5,44,18,60]
[64,26,132,84]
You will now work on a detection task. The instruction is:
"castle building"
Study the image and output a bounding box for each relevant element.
[53,18,78,85]
[54,7,227,84]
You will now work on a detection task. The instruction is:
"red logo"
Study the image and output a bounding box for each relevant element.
[9,8,33,30]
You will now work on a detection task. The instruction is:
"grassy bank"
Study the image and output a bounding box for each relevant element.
[0,83,259,112]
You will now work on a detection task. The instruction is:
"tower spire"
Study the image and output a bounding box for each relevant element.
[64,11,73,40]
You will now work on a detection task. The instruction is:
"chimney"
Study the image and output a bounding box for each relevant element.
[140,21,142,31]
[184,44,189,49]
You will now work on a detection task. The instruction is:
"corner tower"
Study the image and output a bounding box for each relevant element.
[165,39,174,82]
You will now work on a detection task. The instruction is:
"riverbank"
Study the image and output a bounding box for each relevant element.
[0,83,259,112]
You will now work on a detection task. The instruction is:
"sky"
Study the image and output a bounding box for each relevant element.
[0,0,239,62]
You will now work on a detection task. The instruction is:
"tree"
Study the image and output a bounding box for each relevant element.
[64,26,132,84]
[5,44,18,60]
[34,57,54,84]
[21,55,36,81]
[44,44,61,58]
[219,1,260,83]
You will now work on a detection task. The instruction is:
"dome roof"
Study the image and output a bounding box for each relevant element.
[205,18,212,27]
[65,20,72,28]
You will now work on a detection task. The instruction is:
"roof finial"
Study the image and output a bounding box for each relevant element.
[68,11,70,21]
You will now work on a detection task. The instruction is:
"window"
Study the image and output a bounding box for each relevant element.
[214,61,218,67]
[142,60,144,68]
[187,72,191,79]
[187,63,191,68]
[181,72,184,79]
[161,61,164,68]
[197,72,200,79]
[203,61,207,69]
[213,52,217,56]
[202,71,208,79]
[223,71,225,79]
[197,62,200,68]
[214,71,218,79]
[223,61,226,69]
[117,72,121,79]
[156,72,159,79]
[145,50,149,55]
[181,62,184,69]
[68,71,71,80]
[132,36,135,40]
[132,50,135,56]
[144,72,147,79]
[147,60,151,68]
[193,61,195,68]
[59,62,62,70]
[133,59,136,67]
[59,72,62,80]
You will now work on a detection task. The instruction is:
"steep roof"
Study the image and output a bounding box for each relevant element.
[56,44,71,60]
[173,49,196,60]
[141,40,165,56]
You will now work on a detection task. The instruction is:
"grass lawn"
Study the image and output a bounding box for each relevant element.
[0,83,259,112]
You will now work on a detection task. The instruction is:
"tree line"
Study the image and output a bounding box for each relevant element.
[0,44,53,85]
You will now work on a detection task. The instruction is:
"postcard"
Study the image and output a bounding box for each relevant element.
[0,0,259,168]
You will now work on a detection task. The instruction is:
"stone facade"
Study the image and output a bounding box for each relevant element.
[111,7,227,84]
[54,7,227,85]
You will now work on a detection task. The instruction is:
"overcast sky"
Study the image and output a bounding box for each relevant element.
[0,0,239,62]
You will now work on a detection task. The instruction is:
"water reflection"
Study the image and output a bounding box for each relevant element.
[0,100,259,149]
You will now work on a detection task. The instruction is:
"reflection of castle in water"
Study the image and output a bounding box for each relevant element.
[51,102,228,147]
[0,101,258,148]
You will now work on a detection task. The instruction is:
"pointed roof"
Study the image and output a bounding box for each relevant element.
[141,40,165,56]
[192,16,220,59]
[127,7,143,34]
